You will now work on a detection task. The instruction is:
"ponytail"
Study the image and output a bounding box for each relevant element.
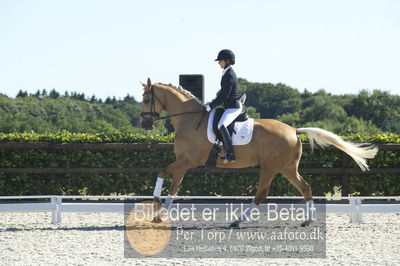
[224,59,235,68]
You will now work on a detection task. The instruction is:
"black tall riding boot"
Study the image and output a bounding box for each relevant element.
[218,125,236,163]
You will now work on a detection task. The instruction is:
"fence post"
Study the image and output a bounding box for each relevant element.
[349,198,363,224]
[51,196,62,224]
[356,198,363,224]
[349,198,357,223]
[341,154,350,197]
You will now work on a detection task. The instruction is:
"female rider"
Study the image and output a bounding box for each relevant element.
[205,49,242,163]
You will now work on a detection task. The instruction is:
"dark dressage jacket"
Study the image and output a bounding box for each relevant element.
[209,67,241,109]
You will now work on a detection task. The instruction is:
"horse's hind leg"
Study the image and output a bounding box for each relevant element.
[230,166,277,228]
[253,168,276,205]
[280,160,316,226]
[280,165,312,201]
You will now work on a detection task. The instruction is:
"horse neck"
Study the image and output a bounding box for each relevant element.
[157,86,204,132]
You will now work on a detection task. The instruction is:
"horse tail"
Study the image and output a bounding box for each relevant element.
[296,127,378,172]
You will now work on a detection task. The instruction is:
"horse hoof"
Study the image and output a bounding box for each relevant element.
[229,220,240,228]
[151,216,162,223]
[301,219,315,227]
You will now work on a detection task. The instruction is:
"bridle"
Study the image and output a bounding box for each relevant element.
[140,86,205,129]
[140,86,165,123]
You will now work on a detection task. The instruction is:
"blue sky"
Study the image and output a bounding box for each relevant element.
[0,0,399,102]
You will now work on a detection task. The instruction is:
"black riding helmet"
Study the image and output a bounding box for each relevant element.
[215,49,235,61]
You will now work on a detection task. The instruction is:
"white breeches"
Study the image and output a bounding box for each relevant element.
[218,104,243,129]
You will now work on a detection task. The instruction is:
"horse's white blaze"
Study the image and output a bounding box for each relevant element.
[297,127,378,172]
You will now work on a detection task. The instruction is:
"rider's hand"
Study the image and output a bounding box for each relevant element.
[204,103,211,112]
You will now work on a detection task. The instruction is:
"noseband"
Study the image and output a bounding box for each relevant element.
[140,86,165,123]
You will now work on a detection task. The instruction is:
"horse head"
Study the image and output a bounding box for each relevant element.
[139,78,166,130]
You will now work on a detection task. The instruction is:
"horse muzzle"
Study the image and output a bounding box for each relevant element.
[140,118,154,130]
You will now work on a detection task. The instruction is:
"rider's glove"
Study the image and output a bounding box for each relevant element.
[205,103,211,112]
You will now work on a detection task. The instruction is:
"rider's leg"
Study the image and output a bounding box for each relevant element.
[218,125,235,162]
[217,106,243,130]
[217,106,242,162]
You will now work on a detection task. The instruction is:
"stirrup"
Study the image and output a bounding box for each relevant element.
[219,153,236,163]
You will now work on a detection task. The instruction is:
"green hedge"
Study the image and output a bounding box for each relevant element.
[0,132,399,196]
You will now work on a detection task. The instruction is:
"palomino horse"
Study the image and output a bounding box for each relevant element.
[140,78,378,227]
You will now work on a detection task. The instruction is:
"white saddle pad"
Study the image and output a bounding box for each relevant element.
[207,108,254,146]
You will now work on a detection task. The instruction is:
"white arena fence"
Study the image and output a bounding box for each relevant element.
[0,195,399,224]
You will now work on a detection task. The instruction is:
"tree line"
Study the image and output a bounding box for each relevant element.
[14,88,134,105]
[239,78,400,134]
[1,79,399,135]
[0,89,164,134]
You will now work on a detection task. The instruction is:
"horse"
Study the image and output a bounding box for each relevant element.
[139,78,378,227]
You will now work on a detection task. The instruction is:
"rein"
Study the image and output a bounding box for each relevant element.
[140,86,205,130]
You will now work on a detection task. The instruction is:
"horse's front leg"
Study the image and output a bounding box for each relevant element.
[152,159,192,223]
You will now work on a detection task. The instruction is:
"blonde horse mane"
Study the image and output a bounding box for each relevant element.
[155,83,202,105]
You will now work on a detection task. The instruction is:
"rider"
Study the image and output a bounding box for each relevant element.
[205,49,242,163]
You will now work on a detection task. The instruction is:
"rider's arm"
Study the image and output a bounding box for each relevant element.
[209,73,234,109]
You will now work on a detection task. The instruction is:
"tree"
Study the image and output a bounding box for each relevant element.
[105,97,112,104]
[16,90,28,98]
[123,94,137,104]
[348,90,400,132]
[89,95,97,103]
[70,92,86,101]
[242,81,302,119]
[49,89,60,99]
[301,98,347,123]
[246,106,260,119]
[1,81,399,135]
[41,89,48,98]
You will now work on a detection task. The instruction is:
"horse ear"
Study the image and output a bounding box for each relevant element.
[147,77,152,87]
[140,81,146,88]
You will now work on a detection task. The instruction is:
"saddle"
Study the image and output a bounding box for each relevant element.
[205,93,250,167]
[212,107,249,143]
